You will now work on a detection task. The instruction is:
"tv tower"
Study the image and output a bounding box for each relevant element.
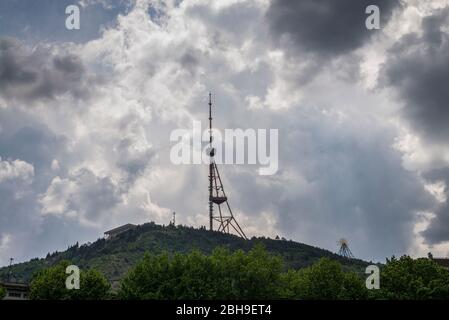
[208,93,247,239]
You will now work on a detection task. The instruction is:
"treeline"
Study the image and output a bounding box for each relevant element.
[23,246,449,300]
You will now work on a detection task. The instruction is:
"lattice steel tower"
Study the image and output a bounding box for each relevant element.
[208,93,247,239]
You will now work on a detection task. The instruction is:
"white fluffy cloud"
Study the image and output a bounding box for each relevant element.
[0,157,34,184]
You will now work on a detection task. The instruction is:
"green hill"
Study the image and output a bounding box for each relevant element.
[0,222,369,287]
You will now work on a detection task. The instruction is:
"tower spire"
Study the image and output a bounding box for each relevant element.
[208,92,213,231]
[208,93,247,239]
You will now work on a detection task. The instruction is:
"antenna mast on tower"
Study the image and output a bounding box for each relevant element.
[208,93,247,239]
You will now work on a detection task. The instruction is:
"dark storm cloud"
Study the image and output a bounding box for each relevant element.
[65,168,122,220]
[53,55,85,74]
[212,98,434,261]
[0,37,95,102]
[179,51,200,75]
[267,0,400,57]
[116,137,155,180]
[278,130,431,260]
[0,39,36,86]
[421,167,449,245]
[380,8,449,144]
[0,108,68,189]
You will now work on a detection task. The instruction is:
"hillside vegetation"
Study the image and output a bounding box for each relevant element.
[0,222,369,286]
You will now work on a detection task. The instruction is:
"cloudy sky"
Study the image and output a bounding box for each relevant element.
[1,0,449,265]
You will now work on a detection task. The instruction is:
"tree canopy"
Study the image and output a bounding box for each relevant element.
[119,246,367,300]
[280,258,367,300]
[377,255,449,300]
[24,245,449,300]
[29,260,110,300]
[119,245,284,299]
